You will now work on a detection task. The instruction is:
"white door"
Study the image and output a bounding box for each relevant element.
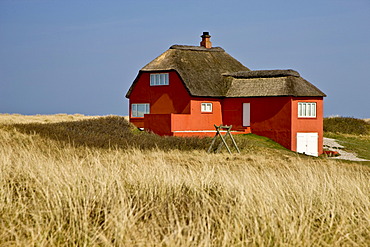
[296,132,318,157]
[243,103,250,126]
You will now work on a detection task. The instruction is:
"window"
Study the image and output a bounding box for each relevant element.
[243,103,250,126]
[201,103,213,112]
[131,103,150,117]
[298,102,316,118]
[150,73,169,86]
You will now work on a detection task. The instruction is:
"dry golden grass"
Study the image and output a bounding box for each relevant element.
[0,113,97,124]
[0,114,369,246]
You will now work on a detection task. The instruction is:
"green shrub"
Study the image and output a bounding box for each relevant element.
[324,117,369,135]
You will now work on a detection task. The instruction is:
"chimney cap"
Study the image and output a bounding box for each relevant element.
[201,31,211,38]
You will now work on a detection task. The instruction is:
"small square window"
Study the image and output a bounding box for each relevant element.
[131,103,150,117]
[150,73,169,86]
[201,103,212,112]
[298,102,316,118]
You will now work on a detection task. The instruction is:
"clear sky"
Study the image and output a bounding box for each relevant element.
[1,0,369,118]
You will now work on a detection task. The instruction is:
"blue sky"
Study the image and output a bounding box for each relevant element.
[1,0,369,118]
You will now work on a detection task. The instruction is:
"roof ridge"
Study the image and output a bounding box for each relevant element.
[223,69,300,78]
[170,45,224,52]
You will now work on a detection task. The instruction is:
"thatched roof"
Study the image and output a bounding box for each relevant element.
[126,45,250,97]
[126,46,326,98]
[224,70,326,97]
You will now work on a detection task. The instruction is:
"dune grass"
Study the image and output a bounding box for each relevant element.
[0,113,97,124]
[324,116,369,135]
[6,115,286,154]
[0,114,369,246]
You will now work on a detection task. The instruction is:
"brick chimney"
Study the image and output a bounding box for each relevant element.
[200,32,212,48]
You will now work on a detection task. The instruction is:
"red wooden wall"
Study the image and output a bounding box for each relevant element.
[222,97,293,149]
[128,71,324,154]
[291,97,324,154]
[129,71,191,128]
[222,96,324,154]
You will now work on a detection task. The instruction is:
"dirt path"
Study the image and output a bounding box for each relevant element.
[323,137,369,162]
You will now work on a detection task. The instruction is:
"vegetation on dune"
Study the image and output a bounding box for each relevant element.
[8,116,211,151]
[0,114,369,246]
[8,115,279,154]
[0,113,95,124]
[324,116,369,135]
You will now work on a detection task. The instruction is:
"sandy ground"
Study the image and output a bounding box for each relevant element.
[323,137,369,162]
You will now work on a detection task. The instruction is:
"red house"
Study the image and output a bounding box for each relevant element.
[126,32,326,156]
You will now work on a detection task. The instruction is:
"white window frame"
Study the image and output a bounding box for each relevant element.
[298,102,316,118]
[131,103,150,118]
[201,103,213,113]
[150,73,169,86]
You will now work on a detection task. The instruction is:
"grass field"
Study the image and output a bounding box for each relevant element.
[324,116,370,161]
[0,114,369,246]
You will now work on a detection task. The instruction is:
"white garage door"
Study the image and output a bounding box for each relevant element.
[297,132,318,157]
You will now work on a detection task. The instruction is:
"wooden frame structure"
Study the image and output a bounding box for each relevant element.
[207,125,240,154]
